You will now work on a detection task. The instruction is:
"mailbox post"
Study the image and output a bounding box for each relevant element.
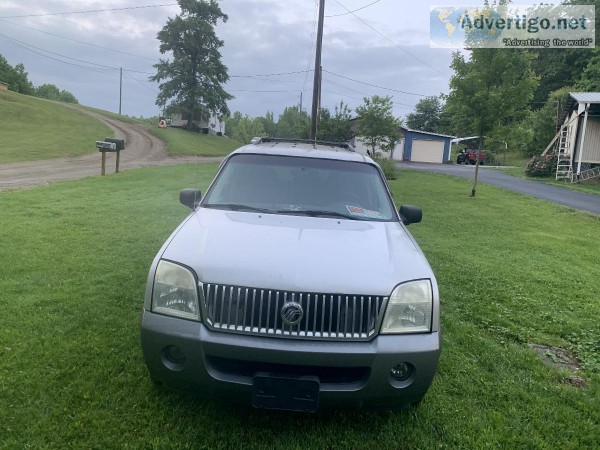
[96,138,125,175]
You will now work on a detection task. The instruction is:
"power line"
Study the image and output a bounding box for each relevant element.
[324,70,427,97]
[230,70,310,78]
[0,19,158,62]
[0,32,154,75]
[325,0,382,17]
[303,0,320,93]
[123,71,160,94]
[331,0,445,76]
[0,33,118,69]
[0,3,177,19]
[0,34,118,75]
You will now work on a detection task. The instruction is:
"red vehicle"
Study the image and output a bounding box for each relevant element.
[457,148,488,165]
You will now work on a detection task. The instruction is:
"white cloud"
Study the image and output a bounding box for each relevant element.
[0,0,462,119]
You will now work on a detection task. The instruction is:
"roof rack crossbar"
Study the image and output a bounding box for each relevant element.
[251,137,355,152]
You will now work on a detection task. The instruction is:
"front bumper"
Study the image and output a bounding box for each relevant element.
[141,310,441,409]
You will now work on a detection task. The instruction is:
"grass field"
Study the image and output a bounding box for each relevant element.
[0,166,598,448]
[0,91,113,163]
[151,126,241,157]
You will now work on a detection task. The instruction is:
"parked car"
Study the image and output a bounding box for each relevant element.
[457,148,487,165]
[141,137,441,412]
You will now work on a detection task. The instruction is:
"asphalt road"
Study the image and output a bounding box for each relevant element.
[397,162,600,216]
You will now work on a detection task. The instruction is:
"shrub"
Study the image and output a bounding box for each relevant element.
[374,157,397,180]
[525,153,557,177]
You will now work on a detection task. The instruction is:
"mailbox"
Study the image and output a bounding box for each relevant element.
[104,137,125,151]
[96,141,117,152]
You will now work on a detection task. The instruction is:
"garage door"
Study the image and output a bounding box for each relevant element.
[411,139,444,163]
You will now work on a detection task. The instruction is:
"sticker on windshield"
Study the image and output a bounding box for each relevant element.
[346,205,385,219]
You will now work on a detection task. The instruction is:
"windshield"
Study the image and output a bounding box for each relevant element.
[202,154,397,221]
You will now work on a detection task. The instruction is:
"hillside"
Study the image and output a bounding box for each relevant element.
[0,90,112,164]
[79,105,242,157]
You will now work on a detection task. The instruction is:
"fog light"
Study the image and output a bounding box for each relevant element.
[162,345,186,371]
[390,363,412,381]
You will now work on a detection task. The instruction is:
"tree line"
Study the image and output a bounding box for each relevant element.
[0,54,78,104]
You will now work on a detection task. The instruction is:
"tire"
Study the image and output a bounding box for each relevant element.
[469,159,476,165]
[480,160,485,165]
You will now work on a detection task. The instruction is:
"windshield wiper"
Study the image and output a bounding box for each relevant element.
[203,203,272,213]
[276,209,359,220]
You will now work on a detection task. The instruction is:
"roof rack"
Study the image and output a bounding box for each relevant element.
[250,137,355,152]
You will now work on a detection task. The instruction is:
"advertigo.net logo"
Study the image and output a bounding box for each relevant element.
[430,4,596,48]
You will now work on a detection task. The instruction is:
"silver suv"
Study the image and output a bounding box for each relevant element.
[141,138,440,412]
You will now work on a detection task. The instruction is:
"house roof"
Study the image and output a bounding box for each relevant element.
[560,92,600,124]
[569,92,600,104]
[400,127,455,139]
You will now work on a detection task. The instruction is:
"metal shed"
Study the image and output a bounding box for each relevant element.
[548,92,600,182]
[401,127,454,164]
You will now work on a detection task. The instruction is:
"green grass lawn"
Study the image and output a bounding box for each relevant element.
[0,91,113,163]
[151,126,241,157]
[1,167,598,448]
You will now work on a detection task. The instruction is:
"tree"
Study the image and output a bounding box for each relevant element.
[445,48,538,196]
[59,90,79,104]
[0,55,34,94]
[317,101,354,142]
[151,0,232,130]
[577,46,600,91]
[275,106,310,139]
[35,84,61,101]
[257,111,277,137]
[355,95,401,155]
[225,112,265,144]
[405,96,443,132]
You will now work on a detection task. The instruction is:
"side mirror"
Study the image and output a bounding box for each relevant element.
[399,205,422,225]
[180,188,202,210]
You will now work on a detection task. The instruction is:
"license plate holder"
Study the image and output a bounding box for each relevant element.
[252,372,320,413]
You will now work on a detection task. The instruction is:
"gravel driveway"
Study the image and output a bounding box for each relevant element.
[0,108,222,191]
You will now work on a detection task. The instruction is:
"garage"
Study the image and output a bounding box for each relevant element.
[401,127,454,164]
[411,139,445,163]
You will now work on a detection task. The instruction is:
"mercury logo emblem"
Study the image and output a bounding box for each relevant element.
[280,302,304,326]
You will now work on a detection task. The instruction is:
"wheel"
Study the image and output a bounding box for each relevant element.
[480,160,485,165]
[469,159,476,165]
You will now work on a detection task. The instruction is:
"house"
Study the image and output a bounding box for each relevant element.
[0,82,9,91]
[399,127,454,163]
[349,123,454,163]
[170,110,225,135]
[545,92,600,182]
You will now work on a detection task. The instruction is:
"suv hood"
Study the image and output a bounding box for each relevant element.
[161,208,434,296]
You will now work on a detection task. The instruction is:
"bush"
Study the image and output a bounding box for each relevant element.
[374,157,397,180]
[525,153,557,177]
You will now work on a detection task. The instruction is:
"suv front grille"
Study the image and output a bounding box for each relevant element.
[200,283,387,341]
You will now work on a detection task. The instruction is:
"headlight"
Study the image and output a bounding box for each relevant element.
[151,260,200,321]
[381,280,432,334]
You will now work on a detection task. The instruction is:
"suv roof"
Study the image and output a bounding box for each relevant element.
[233,137,374,163]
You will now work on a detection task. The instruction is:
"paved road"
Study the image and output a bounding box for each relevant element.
[0,107,222,191]
[397,162,600,216]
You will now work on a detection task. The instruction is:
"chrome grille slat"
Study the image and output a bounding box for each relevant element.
[201,283,387,341]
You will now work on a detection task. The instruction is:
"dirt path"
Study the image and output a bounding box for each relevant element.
[0,108,222,191]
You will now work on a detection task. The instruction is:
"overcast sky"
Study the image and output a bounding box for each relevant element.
[0,0,544,120]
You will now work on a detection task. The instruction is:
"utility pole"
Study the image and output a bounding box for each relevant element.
[119,67,123,116]
[310,0,325,141]
[299,91,303,112]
